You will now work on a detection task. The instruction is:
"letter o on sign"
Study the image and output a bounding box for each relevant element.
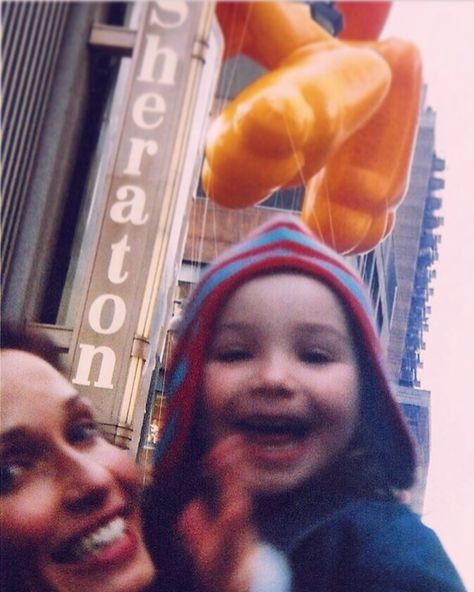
[88,294,126,335]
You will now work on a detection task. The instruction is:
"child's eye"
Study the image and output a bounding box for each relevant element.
[68,420,100,445]
[211,348,251,363]
[299,349,331,364]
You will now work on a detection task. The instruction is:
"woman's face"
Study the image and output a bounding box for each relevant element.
[0,350,155,592]
[203,273,361,495]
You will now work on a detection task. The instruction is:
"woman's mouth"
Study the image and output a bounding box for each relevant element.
[52,516,131,565]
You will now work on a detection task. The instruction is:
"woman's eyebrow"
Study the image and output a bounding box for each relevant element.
[64,393,94,416]
[0,426,31,446]
[0,426,44,455]
[0,395,91,448]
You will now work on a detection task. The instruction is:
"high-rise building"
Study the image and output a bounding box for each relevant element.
[359,102,445,511]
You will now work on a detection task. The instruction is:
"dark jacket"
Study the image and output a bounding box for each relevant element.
[255,485,466,592]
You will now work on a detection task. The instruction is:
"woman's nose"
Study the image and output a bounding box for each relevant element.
[61,451,115,514]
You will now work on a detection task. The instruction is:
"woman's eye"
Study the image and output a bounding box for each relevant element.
[68,421,100,445]
[0,463,28,495]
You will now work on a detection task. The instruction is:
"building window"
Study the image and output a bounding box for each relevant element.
[43,55,125,323]
[39,4,130,326]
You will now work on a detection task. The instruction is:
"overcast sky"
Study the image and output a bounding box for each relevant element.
[384,2,474,589]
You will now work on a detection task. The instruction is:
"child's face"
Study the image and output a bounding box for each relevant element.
[203,273,360,495]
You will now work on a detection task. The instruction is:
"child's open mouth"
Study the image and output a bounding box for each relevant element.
[231,415,313,464]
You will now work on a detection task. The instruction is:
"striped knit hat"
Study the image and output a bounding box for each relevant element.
[154,215,416,490]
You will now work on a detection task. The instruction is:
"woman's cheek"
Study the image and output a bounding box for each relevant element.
[95,440,142,491]
[1,489,58,548]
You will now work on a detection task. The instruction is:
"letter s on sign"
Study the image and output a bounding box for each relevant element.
[150,1,188,28]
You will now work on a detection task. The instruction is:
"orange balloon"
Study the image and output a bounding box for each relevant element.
[203,42,391,207]
[301,38,422,253]
[303,175,397,255]
[208,0,420,257]
[348,210,396,255]
[336,2,392,41]
[216,2,332,68]
[302,172,372,254]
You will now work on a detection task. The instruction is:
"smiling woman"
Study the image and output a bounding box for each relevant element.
[0,323,155,592]
[0,323,270,592]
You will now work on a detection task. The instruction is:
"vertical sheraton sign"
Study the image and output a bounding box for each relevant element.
[69,1,215,438]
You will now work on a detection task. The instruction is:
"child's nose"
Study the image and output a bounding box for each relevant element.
[256,353,294,395]
[61,451,116,514]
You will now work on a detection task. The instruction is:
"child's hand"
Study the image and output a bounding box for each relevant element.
[178,436,257,592]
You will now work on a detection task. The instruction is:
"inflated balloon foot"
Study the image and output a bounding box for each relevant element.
[203,40,391,208]
[302,38,422,254]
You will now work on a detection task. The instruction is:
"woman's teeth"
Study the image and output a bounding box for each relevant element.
[78,516,125,556]
[54,517,126,563]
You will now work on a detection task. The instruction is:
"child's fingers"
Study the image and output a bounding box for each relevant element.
[180,484,252,555]
[206,434,248,471]
[179,438,258,592]
[178,499,209,557]
[217,483,252,542]
[179,496,256,592]
[206,435,253,505]
[182,442,292,592]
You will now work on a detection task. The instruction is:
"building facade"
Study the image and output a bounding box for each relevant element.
[360,103,445,511]
[2,1,223,451]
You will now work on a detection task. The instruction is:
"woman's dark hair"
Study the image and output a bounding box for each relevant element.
[1,321,63,372]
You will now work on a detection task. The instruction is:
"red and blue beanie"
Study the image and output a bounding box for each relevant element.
[154,215,416,489]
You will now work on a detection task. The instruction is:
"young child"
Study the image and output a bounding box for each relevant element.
[146,215,466,592]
